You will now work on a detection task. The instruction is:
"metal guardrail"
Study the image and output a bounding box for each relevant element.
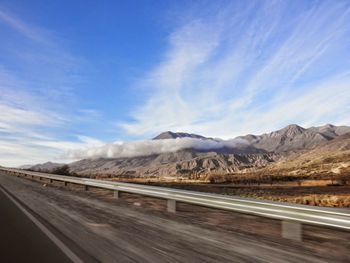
[1,168,350,241]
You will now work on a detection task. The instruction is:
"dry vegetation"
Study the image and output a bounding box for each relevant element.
[101,150,350,208]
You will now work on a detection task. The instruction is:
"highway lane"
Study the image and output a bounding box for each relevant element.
[0,185,73,263]
[0,172,348,262]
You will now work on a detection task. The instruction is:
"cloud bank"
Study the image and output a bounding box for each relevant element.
[67,137,246,159]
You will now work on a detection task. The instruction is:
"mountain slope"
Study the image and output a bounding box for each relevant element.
[68,150,278,178]
[237,124,350,153]
[255,132,350,178]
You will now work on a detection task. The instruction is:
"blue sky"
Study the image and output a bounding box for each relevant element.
[0,0,350,166]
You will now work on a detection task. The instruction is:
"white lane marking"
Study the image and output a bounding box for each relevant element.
[0,187,84,263]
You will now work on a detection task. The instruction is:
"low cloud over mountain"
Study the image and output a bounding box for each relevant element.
[67,124,350,160]
[67,136,248,160]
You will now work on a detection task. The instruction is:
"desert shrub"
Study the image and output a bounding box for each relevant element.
[337,169,350,185]
[51,165,75,176]
[337,175,348,185]
[343,196,350,207]
[291,195,350,207]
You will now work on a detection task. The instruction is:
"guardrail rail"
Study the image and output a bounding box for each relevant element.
[1,167,350,241]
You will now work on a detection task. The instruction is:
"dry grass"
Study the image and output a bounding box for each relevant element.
[293,195,350,207]
[74,149,350,208]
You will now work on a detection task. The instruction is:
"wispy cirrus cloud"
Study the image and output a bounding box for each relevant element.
[121,1,350,139]
[0,8,51,44]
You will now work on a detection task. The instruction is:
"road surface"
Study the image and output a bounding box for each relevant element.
[0,172,348,262]
[0,185,74,262]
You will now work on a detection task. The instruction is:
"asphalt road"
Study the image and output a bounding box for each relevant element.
[0,185,73,263]
[0,172,348,262]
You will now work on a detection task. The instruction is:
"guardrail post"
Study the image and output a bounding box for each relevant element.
[113,190,120,199]
[282,220,302,241]
[64,181,68,186]
[50,179,53,183]
[167,199,176,213]
[84,185,89,191]
[39,177,42,181]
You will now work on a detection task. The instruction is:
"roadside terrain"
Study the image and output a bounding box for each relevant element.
[1,173,350,262]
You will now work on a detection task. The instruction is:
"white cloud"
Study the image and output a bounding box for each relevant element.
[67,137,246,159]
[0,135,104,167]
[0,8,49,43]
[120,1,350,139]
[210,72,350,137]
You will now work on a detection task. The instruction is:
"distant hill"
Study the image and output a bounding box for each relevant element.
[26,162,64,172]
[237,124,350,153]
[18,164,34,169]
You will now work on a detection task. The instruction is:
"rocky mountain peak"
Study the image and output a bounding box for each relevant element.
[276,124,306,137]
[323,123,335,129]
[153,131,209,140]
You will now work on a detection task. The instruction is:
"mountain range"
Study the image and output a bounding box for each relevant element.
[24,124,350,179]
